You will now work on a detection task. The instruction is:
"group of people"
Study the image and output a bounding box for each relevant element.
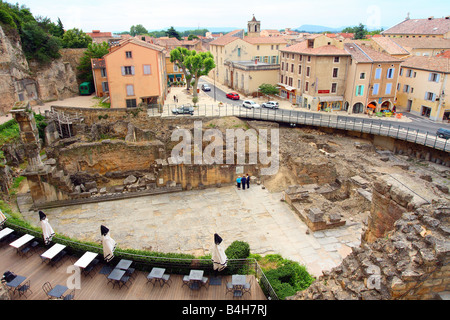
[236,174,251,190]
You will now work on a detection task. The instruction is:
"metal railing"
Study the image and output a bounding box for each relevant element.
[145,103,450,153]
[3,221,279,300]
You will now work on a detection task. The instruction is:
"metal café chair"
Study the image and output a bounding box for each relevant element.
[182,275,190,288]
[160,274,172,287]
[42,282,53,299]
[201,276,209,289]
[225,281,234,295]
[63,289,75,300]
[17,280,32,298]
[243,282,251,296]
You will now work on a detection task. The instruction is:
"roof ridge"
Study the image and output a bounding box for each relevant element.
[351,42,374,62]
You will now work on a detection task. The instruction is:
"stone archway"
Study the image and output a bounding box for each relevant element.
[381,100,392,111]
[352,102,364,114]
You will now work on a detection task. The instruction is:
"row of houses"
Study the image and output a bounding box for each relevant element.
[207,15,450,122]
[89,15,450,122]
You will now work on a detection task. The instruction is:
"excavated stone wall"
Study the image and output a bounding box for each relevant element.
[0,26,80,115]
[287,197,450,300]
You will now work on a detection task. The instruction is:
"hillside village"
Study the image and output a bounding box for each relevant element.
[3,13,450,122]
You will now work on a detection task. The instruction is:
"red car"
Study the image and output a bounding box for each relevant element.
[226,92,240,100]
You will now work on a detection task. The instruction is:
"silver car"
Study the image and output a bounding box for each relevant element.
[262,101,279,109]
[242,100,261,109]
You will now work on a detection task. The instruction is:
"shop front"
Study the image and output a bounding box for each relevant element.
[317,96,343,111]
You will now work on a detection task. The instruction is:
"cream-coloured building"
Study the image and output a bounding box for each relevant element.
[396,55,450,122]
[343,43,402,114]
[208,18,288,95]
[278,36,350,109]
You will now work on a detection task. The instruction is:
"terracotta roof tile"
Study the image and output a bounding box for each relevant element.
[344,42,402,62]
[401,55,450,73]
[281,41,349,56]
[91,58,105,69]
[209,29,244,46]
[391,37,450,49]
[371,37,410,55]
[383,17,450,35]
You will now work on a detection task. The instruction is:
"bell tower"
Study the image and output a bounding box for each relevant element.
[247,15,261,37]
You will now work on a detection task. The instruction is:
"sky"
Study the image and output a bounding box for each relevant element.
[15,0,450,33]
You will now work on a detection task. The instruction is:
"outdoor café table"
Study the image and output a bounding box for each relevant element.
[6,275,26,294]
[115,259,133,271]
[189,270,204,290]
[41,243,66,262]
[74,251,98,269]
[10,234,34,250]
[232,275,246,288]
[48,284,68,299]
[147,267,165,286]
[107,268,126,288]
[0,227,13,241]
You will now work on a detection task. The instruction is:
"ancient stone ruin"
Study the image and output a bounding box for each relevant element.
[287,199,449,300]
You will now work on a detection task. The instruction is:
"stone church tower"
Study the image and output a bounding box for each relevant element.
[247,15,261,37]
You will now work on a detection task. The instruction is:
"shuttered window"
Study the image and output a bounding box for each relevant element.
[143,65,151,75]
[121,66,135,75]
[126,84,134,96]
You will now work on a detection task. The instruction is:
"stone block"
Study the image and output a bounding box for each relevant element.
[124,175,137,185]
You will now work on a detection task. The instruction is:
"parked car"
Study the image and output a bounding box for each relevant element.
[242,100,261,109]
[262,101,279,109]
[201,84,211,91]
[226,92,240,100]
[172,105,194,115]
[436,128,450,139]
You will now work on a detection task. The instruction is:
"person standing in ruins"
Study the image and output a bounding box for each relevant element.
[236,176,241,189]
[241,175,246,190]
[246,173,250,189]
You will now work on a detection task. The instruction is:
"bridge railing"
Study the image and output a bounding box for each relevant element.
[151,104,450,153]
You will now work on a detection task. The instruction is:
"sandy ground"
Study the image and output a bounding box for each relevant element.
[0,94,100,124]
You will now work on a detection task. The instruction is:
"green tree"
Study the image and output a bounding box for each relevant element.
[21,20,61,63]
[184,51,215,99]
[62,28,92,48]
[77,41,109,83]
[258,83,279,100]
[166,26,181,40]
[130,24,147,36]
[170,47,195,90]
[354,23,368,40]
[187,34,199,40]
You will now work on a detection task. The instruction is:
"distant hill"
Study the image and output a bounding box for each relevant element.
[294,24,387,33]
[295,25,343,33]
[146,27,239,33]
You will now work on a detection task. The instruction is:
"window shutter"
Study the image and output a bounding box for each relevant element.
[429,73,433,81]
[131,66,135,75]
[385,83,392,95]
[436,74,441,82]
[121,67,125,76]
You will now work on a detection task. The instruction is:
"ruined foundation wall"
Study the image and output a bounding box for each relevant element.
[287,201,450,300]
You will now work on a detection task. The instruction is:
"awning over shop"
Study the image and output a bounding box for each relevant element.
[277,83,296,92]
[318,96,343,102]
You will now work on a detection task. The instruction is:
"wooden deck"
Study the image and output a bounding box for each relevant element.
[0,243,267,300]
